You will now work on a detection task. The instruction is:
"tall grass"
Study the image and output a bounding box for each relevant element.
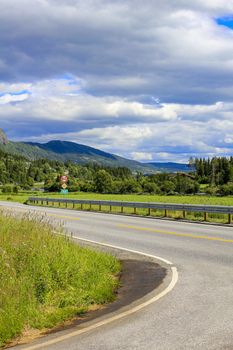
[0,213,120,347]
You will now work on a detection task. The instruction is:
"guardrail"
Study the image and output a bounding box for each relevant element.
[28,197,233,224]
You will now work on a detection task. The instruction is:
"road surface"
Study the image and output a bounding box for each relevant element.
[1,201,233,350]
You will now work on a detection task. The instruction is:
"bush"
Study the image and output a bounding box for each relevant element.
[94,170,114,193]
[79,181,95,192]
[219,182,233,196]
[161,180,176,194]
[205,186,219,196]
[13,185,20,194]
[119,179,142,194]
[2,185,13,194]
[68,185,80,192]
[143,182,161,194]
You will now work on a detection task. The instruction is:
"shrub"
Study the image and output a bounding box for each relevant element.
[2,185,13,194]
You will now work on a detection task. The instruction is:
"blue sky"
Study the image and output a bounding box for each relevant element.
[217,16,233,28]
[0,1,233,162]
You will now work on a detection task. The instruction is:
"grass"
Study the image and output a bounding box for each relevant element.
[0,212,121,348]
[27,193,233,224]
[1,191,233,206]
[1,191,233,224]
[41,192,233,206]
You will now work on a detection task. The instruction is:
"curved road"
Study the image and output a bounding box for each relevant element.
[1,201,233,350]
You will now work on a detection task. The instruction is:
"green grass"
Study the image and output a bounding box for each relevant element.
[1,191,233,206]
[39,192,233,206]
[0,193,30,203]
[28,193,233,224]
[0,213,121,347]
[1,191,233,224]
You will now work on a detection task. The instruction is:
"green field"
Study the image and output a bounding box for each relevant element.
[1,191,233,206]
[0,213,120,347]
[0,191,233,224]
[39,192,233,206]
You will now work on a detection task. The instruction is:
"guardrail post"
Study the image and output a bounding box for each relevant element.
[27,199,233,226]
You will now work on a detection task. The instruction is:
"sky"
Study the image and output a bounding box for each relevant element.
[1,1,233,163]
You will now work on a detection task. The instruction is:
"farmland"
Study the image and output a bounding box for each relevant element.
[1,191,233,206]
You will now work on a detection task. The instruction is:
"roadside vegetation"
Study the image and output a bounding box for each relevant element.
[1,150,233,197]
[0,150,233,217]
[0,213,121,348]
[1,191,233,206]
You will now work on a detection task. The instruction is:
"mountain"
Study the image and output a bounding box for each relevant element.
[0,136,154,172]
[0,130,190,173]
[146,162,189,173]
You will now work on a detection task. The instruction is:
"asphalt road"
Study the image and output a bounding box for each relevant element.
[1,201,233,350]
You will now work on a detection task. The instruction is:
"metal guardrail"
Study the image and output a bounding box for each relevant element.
[28,197,233,224]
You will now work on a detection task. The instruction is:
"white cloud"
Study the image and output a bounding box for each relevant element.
[1,1,233,161]
[0,78,178,123]
[0,93,29,104]
[131,152,153,161]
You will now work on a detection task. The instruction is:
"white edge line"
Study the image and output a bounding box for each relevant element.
[21,237,178,350]
[75,236,174,265]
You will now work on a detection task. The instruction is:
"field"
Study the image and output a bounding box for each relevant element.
[0,191,233,224]
[1,191,233,206]
[40,192,233,206]
[0,213,120,347]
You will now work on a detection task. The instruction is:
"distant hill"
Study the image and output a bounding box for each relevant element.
[0,129,191,173]
[146,162,189,173]
[0,134,153,172]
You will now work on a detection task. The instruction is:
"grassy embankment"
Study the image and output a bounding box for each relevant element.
[0,191,233,223]
[0,213,121,348]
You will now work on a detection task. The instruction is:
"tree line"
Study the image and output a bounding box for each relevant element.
[194,157,233,195]
[1,149,233,196]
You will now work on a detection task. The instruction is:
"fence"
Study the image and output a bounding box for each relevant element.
[28,197,233,224]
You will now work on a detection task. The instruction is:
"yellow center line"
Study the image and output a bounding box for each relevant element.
[48,214,80,221]
[117,224,233,243]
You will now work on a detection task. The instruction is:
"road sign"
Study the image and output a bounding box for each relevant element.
[60,189,68,194]
[61,183,67,189]
[60,175,68,183]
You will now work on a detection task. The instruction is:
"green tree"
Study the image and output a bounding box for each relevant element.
[94,170,113,193]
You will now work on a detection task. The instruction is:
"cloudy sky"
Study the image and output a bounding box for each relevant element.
[1,0,233,162]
